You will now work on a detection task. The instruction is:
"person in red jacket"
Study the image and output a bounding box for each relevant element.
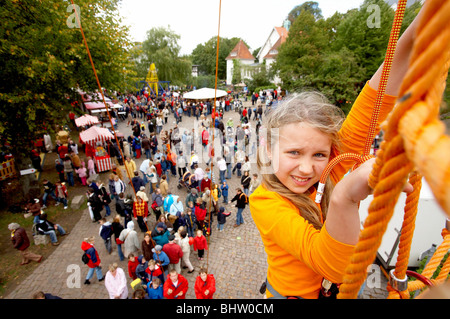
[193,229,208,261]
[162,234,183,274]
[127,253,139,280]
[163,269,188,299]
[81,237,104,285]
[194,267,216,299]
[57,143,69,161]
[194,199,207,230]
[145,259,165,285]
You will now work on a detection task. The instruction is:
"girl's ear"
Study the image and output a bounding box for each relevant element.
[266,144,272,161]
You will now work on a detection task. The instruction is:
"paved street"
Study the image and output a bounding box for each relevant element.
[5,98,388,299]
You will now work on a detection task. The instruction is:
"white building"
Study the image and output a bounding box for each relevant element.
[225,40,256,86]
[224,23,289,86]
[192,65,199,77]
[255,25,289,84]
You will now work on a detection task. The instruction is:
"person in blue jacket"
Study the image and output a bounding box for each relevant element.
[135,255,149,284]
[220,180,229,204]
[152,245,170,276]
[151,222,171,246]
[146,277,164,299]
[160,156,170,182]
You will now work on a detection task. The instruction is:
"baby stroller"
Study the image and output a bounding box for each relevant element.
[177,171,196,192]
[226,126,234,145]
[234,99,243,113]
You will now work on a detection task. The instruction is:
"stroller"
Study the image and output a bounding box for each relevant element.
[234,99,243,113]
[177,171,197,192]
[225,126,234,145]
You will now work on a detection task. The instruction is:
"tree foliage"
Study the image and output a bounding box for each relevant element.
[0,0,133,157]
[287,1,323,23]
[232,59,242,85]
[190,37,243,80]
[139,26,192,86]
[245,62,273,94]
[273,0,423,113]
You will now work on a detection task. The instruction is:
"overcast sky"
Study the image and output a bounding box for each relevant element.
[118,0,365,56]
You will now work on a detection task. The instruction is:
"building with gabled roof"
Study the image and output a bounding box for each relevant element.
[255,24,289,84]
[256,26,288,64]
[225,40,256,85]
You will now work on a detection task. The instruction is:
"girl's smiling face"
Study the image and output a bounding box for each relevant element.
[270,122,332,195]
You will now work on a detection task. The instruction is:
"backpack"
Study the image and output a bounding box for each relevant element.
[240,193,248,204]
[203,219,212,237]
[100,224,113,240]
[151,200,159,211]
[81,252,89,264]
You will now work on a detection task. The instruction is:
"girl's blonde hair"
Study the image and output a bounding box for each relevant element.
[257,91,345,230]
[108,263,119,272]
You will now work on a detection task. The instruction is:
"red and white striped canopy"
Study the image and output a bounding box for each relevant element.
[75,114,99,127]
[85,101,114,110]
[79,126,114,146]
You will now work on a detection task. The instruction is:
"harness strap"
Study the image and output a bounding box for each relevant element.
[265,279,303,299]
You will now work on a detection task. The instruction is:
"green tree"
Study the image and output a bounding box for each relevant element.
[190,37,243,80]
[232,59,242,85]
[252,47,261,63]
[287,1,323,24]
[273,0,425,112]
[332,0,394,83]
[245,62,272,94]
[274,8,365,108]
[0,0,133,157]
[140,26,191,86]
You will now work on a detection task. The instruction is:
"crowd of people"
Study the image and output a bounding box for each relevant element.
[75,89,273,299]
[10,88,277,299]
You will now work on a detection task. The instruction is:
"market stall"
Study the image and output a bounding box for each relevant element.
[79,126,114,172]
[75,114,100,127]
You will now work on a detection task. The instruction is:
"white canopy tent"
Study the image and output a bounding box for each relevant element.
[79,126,114,146]
[74,114,99,127]
[183,88,228,100]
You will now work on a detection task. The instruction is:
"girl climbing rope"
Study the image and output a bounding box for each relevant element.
[249,6,424,299]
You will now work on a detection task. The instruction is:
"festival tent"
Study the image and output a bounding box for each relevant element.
[84,101,115,110]
[183,88,228,100]
[79,126,114,146]
[74,114,99,127]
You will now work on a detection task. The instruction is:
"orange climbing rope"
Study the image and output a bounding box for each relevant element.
[315,0,408,203]
[337,0,450,299]
[204,0,223,270]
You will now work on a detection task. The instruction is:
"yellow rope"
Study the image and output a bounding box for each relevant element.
[338,0,450,298]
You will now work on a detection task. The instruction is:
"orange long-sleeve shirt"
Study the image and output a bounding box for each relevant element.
[250,82,396,299]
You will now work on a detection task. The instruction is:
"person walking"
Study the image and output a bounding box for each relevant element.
[163,269,189,299]
[194,267,216,299]
[111,215,125,261]
[119,221,141,259]
[179,229,194,273]
[230,188,248,227]
[162,234,183,274]
[105,263,129,299]
[9,223,43,265]
[87,188,103,223]
[133,194,149,233]
[81,236,104,285]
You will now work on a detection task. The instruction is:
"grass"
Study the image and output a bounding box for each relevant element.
[0,125,89,298]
